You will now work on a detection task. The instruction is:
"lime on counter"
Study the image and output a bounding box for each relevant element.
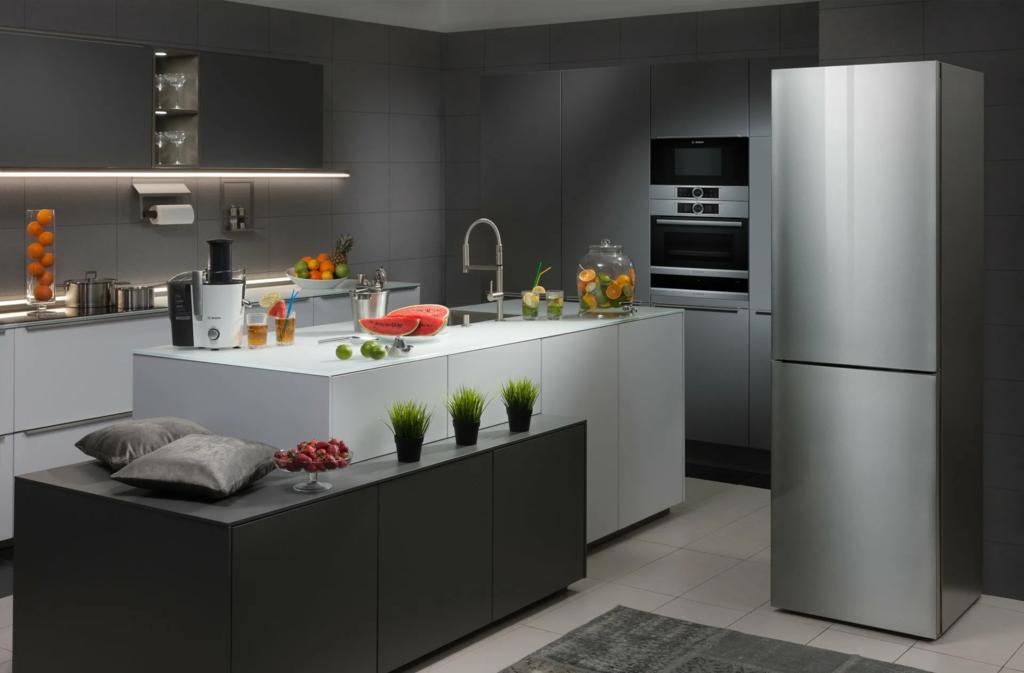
[336,344,353,360]
[360,340,377,358]
[368,344,387,360]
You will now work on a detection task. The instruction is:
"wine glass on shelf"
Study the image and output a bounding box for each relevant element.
[154,74,166,109]
[154,131,166,166]
[163,73,187,110]
[165,130,188,165]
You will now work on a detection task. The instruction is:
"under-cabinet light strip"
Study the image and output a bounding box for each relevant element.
[0,171,349,178]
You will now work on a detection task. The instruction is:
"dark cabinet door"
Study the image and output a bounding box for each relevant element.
[561,66,651,302]
[0,31,152,168]
[748,55,818,137]
[493,425,587,620]
[481,71,561,291]
[200,51,323,168]
[378,454,493,673]
[750,310,772,450]
[652,60,749,138]
[231,487,378,673]
[685,307,750,447]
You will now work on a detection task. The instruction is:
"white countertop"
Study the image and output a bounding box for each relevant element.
[134,303,685,377]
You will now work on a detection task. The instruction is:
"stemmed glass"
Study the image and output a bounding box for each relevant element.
[163,73,187,109]
[154,131,166,166]
[165,130,188,165]
[154,74,166,109]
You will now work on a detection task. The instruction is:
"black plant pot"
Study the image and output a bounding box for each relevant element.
[395,436,424,463]
[506,409,533,433]
[453,420,481,446]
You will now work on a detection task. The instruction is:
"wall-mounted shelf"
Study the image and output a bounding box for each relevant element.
[154,49,200,168]
[133,181,192,220]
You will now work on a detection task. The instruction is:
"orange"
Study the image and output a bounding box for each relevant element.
[577,279,587,294]
[309,270,322,280]
[629,268,635,286]
[616,274,630,287]
[302,256,314,263]
[321,271,334,280]
[578,269,596,283]
[27,243,44,259]
[36,209,54,226]
[26,221,43,237]
[40,252,54,268]
[320,260,335,274]
[582,293,597,310]
[316,253,329,262]
[605,282,622,300]
[38,231,54,246]
[33,285,53,302]
[27,262,44,277]
[39,271,54,286]
[307,258,319,271]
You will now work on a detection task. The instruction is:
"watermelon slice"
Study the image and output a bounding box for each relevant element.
[359,315,420,336]
[389,304,450,320]
[267,300,288,319]
[404,313,447,337]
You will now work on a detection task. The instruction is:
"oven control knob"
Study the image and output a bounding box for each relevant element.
[692,203,704,214]
[692,187,704,198]
[207,328,220,341]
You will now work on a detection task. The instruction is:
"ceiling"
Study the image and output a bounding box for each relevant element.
[234,0,810,33]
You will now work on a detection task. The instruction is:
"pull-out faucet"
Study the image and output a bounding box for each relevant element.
[462,218,506,321]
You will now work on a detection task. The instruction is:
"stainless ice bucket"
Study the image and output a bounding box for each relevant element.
[351,289,389,332]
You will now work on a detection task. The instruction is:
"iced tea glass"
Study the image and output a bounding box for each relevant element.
[275,311,296,346]
[247,313,268,349]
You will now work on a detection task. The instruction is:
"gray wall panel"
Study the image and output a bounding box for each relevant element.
[334,17,389,63]
[0,0,24,27]
[198,0,268,53]
[620,13,697,58]
[445,116,480,163]
[986,160,1024,216]
[389,114,442,163]
[697,5,781,54]
[983,486,1024,546]
[0,178,24,229]
[923,0,1024,54]
[781,2,819,48]
[24,0,116,36]
[390,25,441,68]
[442,30,485,69]
[819,3,924,61]
[984,540,1024,600]
[550,18,620,62]
[485,25,550,66]
[984,433,1024,492]
[117,0,197,45]
[389,209,442,260]
[390,65,442,115]
[268,7,332,58]
[333,60,390,113]
[985,105,1024,162]
[986,217,1024,270]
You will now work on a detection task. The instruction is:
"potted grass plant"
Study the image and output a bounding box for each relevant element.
[444,385,489,446]
[499,377,540,433]
[383,400,432,462]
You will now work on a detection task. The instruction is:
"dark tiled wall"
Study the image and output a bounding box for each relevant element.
[0,0,444,302]
[440,3,819,305]
[820,0,1024,600]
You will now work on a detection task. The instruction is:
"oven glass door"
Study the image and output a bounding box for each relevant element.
[651,216,748,271]
[651,137,749,186]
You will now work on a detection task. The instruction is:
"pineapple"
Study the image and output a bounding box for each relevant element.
[327,235,355,267]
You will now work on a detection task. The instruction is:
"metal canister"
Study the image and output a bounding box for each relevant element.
[350,288,389,332]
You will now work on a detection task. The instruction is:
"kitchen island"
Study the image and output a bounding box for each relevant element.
[134,304,684,542]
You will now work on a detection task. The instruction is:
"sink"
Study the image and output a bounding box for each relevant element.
[448,309,495,323]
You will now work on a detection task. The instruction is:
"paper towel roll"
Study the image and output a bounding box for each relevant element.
[149,204,195,225]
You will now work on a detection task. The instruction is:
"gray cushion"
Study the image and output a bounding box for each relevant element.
[110,434,276,500]
[76,417,213,470]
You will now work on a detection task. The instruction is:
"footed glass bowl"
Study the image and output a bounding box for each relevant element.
[275,444,353,493]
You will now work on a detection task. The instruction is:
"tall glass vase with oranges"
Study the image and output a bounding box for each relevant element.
[26,209,56,317]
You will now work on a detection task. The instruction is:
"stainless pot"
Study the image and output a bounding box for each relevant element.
[351,288,389,332]
[63,271,119,308]
[116,284,156,311]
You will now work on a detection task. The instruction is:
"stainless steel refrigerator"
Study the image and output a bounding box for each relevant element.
[770,61,984,639]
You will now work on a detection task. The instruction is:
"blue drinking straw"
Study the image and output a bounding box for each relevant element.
[285,289,298,320]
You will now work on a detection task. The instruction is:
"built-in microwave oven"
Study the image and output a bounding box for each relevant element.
[651,137,749,188]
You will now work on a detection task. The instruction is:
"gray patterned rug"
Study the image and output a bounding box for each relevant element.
[501,606,923,673]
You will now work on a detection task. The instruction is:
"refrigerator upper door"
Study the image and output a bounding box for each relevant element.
[771,361,939,638]
[772,62,938,372]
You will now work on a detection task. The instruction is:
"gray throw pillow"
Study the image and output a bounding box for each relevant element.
[110,434,276,500]
[76,417,213,470]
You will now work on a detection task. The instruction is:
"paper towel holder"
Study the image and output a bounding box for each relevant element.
[134,182,192,220]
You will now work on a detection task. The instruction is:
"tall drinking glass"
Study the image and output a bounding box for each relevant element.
[275,311,296,346]
[546,290,564,320]
[247,313,268,349]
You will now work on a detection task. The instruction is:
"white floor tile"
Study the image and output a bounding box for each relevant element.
[729,613,827,645]
[682,478,734,508]
[0,598,11,631]
[513,578,605,625]
[433,626,560,673]
[1004,643,1024,671]
[828,622,917,647]
[750,504,771,522]
[685,515,771,560]
[631,507,746,548]
[681,559,771,612]
[897,648,1001,673]
[586,538,677,581]
[0,656,10,670]
[692,485,771,516]
[753,601,833,628]
[750,547,771,565]
[0,650,9,666]
[0,627,10,653]
[614,548,740,597]
[654,598,748,628]
[981,595,1024,614]
[915,605,1024,666]
[527,582,674,635]
[809,629,912,663]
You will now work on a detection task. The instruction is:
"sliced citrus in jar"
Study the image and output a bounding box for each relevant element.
[582,293,597,310]
[605,282,622,300]
[622,283,634,297]
[629,268,636,286]
[586,282,597,294]
[578,269,596,283]
[616,274,630,286]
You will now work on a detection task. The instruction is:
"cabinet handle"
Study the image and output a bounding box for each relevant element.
[655,219,743,228]
[24,411,133,436]
[755,311,772,316]
[678,306,740,313]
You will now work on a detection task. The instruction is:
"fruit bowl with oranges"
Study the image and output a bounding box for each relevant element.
[25,209,56,316]
[286,253,350,290]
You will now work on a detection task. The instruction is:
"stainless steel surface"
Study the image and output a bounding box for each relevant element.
[190,270,203,321]
[116,285,156,311]
[652,267,749,279]
[650,185,749,201]
[650,200,749,218]
[63,270,119,308]
[386,336,414,357]
[654,218,743,228]
[772,62,939,373]
[462,218,506,322]
[652,290,749,310]
[350,289,390,333]
[448,309,497,326]
[684,306,750,447]
[650,288,749,301]
[771,361,940,638]
[24,410,134,436]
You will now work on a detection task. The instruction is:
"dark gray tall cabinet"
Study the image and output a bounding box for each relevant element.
[685,307,750,448]
[652,60,749,137]
[481,72,562,291]
[561,66,651,301]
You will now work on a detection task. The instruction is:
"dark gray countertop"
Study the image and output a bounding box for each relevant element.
[16,415,585,527]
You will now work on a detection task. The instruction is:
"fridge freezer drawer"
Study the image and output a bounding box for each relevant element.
[771,361,940,639]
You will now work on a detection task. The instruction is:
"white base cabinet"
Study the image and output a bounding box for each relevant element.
[0,436,12,541]
[0,330,13,436]
[448,340,542,432]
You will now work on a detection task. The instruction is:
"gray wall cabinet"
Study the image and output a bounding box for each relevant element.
[560,66,651,301]
[748,55,818,138]
[378,453,493,673]
[749,310,772,450]
[0,30,152,168]
[481,71,562,291]
[685,307,750,447]
[651,60,749,138]
[200,51,324,169]
[749,136,772,312]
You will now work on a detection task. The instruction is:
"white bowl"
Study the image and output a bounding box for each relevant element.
[285,268,346,290]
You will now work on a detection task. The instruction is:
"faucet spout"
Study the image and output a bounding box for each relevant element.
[462,218,506,321]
